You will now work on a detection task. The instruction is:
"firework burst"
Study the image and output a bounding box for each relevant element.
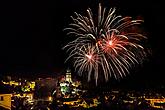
[63,3,148,85]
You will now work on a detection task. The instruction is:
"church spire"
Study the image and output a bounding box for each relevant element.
[65,68,72,83]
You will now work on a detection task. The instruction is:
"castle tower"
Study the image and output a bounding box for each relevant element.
[65,68,72,83]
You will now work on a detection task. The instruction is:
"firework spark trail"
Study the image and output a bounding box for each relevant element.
[63,3,147,85]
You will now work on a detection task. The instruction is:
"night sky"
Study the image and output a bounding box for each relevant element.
[0,0,164,86]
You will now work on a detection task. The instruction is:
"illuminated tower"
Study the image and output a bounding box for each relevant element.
[65,68,72,83]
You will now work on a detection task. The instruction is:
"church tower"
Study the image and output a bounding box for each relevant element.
[65,68,72,83]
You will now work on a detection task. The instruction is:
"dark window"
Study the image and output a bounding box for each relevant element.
[0,96,4,101]
[154,102,165,106]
